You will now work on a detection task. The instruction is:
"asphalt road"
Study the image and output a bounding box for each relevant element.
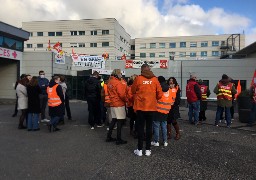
[0,101,256,180]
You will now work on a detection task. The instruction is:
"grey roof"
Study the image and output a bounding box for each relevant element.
[233,41,256,58]
[0,21,29,40]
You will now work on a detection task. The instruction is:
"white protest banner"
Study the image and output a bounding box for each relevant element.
[71,54,105,69]
[92,69,125,75]
[125,59,168,69]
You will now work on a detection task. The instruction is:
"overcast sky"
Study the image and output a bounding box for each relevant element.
[1,0,255,45]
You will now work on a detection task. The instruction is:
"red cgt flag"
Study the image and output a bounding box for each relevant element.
[235,80,241,99]
[251,69,256,86]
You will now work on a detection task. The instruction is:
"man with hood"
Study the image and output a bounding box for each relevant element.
[47,76,65,132]
[214,74,237,128]
[84,71,103,129]
[132,63,163,156]
[186,73,201,125]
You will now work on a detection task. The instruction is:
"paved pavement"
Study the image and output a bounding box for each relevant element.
[0,101,256,180]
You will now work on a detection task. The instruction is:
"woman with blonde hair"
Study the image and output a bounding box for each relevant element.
[106,69,128,145]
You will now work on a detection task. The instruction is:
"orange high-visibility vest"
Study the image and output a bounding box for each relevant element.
[103,84,110,103]
[47,84,62,107]
[156,88,177,114]
[200,85,208,101]
[217,82,232,101]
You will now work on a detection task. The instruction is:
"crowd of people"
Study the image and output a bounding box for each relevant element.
[13,65,256,156]
[14,70,72,132]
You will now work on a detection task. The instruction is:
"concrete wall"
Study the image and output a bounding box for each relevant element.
[22,52,74,79]
[20,51,256,99]
[104,58,256,98]
[0,59,18,99]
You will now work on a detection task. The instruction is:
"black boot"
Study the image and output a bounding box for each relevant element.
[116,119,127,145]
[106,118,117,142]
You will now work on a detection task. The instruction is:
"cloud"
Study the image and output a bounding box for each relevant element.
[0,0,253,45]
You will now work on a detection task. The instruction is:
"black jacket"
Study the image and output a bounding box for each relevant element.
[48,80,65,117]
[27,85,41,113]
[85,76,101,100]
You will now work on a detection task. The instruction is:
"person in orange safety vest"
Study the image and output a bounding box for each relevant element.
[47,76,65,132]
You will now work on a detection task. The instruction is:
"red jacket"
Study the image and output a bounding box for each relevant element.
[186,79,200,103]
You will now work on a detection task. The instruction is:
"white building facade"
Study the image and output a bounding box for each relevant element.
[133,34,245,60]
[22,18,131,60]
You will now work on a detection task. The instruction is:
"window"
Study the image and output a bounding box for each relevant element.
[150,53,155,58]
[159,52,165,57]
[91,30,97,35]
[140,53,146,58]
[131,45,135,50]
[140,43,146,49]
[201,41,208,47]
[102,42,109,47]
[159,43,166,48]
[48,32,55,36]
[90,43,97,47]
[27,44,32,48]
[71,31,77,36]
[131,54,135,59]
[169,42,176,48]
[78,43,85,47]
[0,36,3,45]
[212,51,219,56]
[190,42,197,47]
[169,52,175,60]
[201,51,207,56]
[212,41,219,46]
[190,52,196,57]
[150,43,156,48]
[70,43,78,47]
[37,44,43,48]
[79,31,85,35]
[29,32,33,37]
[102,30,109,35]
[37,32,43,36]
[180,42,186,48]
[120,47,123,52]
[179,52,186,57]
[56,32,62,36]
[221,41,226,46]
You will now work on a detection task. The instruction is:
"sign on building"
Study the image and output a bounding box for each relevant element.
[125,59,168,69]
[72,55,105,69]
[92,69,125,75]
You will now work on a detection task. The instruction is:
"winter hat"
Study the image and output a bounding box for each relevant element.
[158,76,166,83]
[222,74,229,80]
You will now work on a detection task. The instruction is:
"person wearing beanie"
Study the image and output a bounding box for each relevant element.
[186,73,201,125]
[214,74,237,128]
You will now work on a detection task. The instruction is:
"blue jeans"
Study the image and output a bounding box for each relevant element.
[153,121,167,143]
[188,100,200,124]
[27,113,39,130]
[215,106,231,126]
[248,103,256,125]
[50,116,61,128]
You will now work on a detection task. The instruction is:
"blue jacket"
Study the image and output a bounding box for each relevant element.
[38,77,49,95]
